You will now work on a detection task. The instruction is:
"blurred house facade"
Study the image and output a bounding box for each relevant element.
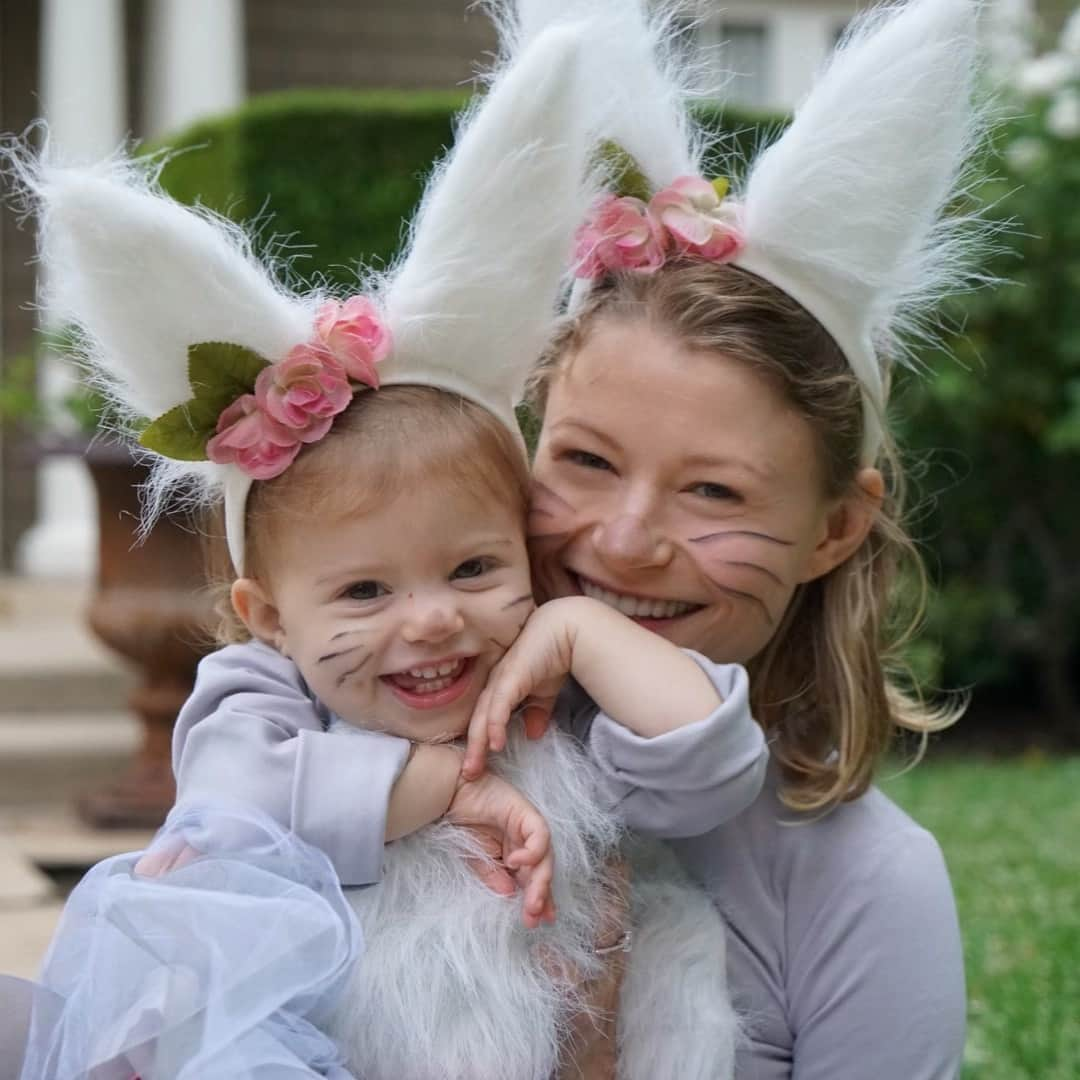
[0,0,1041,578]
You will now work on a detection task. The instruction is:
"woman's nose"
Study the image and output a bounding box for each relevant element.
[400,594,466,644]
[591,512,674,570]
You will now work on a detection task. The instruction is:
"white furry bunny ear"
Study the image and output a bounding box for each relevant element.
[378,14,602,428]
[569,0,986,464]
[31,157,314,424]
[10,150,392,573]
[14,153,325,570]
[732,0,984,460]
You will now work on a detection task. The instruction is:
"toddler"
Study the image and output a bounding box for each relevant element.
[9,6,765,1077]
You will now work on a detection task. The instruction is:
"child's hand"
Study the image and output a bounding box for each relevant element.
[133,838,200,878]
[447,772,556,928]
[464,600,579,779]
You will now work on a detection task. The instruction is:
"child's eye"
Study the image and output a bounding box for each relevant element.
[690,482,739,502]
[566,449,612,471]
[345,580,389,601]
[452,557,496,581]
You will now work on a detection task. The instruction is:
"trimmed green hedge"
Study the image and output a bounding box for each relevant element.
[152,89,783,287]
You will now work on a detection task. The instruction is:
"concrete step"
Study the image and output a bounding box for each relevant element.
[0,576,134,714]
[0,804,153,869]
[0,712,140,807]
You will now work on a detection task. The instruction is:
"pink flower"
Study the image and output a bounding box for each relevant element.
[254,343,353,440]
[206,395,302,480]
[649,176,742,262]
[314,296,390,387]
[573,195,667,278]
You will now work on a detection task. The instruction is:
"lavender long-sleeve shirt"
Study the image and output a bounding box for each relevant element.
[669,768,966,1079]
[172,640,767,885]
[172,642,962,1079]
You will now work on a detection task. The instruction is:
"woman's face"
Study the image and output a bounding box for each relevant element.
[530,317,859,665]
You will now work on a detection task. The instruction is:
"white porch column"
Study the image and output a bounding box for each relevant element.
[17,0,127,578]
[144,0,246,138]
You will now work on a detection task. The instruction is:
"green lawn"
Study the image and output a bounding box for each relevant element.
[882,754,1080,1079]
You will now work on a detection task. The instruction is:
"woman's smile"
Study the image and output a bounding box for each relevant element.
[572,571,704,622]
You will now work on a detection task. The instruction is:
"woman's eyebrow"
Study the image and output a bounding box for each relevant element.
[681,452,775,481]
[548,419,620,451]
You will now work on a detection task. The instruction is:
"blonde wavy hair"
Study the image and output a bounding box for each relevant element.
[527,260,958,812]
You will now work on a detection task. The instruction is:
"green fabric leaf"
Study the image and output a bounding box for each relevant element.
[596,140,652,202]
[188,342,268,414]
[138,399,222,460]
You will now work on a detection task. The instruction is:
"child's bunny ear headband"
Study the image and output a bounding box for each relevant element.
[568,0,991,465]
[6,5,613,575]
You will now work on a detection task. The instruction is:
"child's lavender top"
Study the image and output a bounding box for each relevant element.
[171,640,768,885]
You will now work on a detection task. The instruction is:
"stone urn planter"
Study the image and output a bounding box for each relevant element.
[78,441,216,828]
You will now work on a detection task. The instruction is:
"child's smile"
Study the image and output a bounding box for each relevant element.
[250,479,534,742]
[381,655,478,709]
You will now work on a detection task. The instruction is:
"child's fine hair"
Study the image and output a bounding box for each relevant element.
[208,386,531,645]
[528,258,958,813]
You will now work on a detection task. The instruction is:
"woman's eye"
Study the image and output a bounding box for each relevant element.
[691,482,738,501]
[452,557,495,581]
[566,449,613,471]
[345,580,388,601]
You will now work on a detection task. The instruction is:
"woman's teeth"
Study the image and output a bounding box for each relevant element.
[578,579,696,619]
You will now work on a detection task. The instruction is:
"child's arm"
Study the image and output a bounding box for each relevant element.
[387,742,556,927]
[464,596,767,836]
[167,641,459,885]
[466,596,720,764]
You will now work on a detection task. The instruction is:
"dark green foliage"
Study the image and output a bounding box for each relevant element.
[152,90,469,288]
[893,98,1080,737]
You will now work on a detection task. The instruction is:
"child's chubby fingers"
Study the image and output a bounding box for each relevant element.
[481,664,527,756]
[463,686,494,780]
[133,839,200,878]
[516,853,556,929]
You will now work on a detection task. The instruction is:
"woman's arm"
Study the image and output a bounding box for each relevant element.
[784,827,965,1080]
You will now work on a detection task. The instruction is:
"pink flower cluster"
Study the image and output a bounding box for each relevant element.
[206,296,391,480]
[573,176,743,280]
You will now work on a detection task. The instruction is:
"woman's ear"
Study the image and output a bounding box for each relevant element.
[231,578,287,653]
[800,467,884,583]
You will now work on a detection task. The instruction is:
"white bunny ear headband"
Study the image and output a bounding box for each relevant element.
[7,6,610,575]
[567,0,990,464]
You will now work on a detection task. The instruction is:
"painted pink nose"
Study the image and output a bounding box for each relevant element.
[592,514,673,569]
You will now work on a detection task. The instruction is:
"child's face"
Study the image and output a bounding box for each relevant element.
[265,481,533,741]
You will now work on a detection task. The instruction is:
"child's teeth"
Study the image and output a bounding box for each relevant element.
[405,659,463,681]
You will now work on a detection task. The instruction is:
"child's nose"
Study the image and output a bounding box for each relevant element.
[400,594,466,644]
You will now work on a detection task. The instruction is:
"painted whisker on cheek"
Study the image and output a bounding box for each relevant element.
[317,643,369,660]
[335,652,373,688]
[689,530,796,547]
[707,581,777,626]
[530,480,576,515]
[488,619,529,652]
[501,594,534,611]
[329,628,369,642]
[715,560,787,588]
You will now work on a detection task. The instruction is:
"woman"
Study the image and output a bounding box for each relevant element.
[510,0,980,1075]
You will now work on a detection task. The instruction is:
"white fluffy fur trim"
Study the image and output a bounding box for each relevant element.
[326,729,736,1080]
